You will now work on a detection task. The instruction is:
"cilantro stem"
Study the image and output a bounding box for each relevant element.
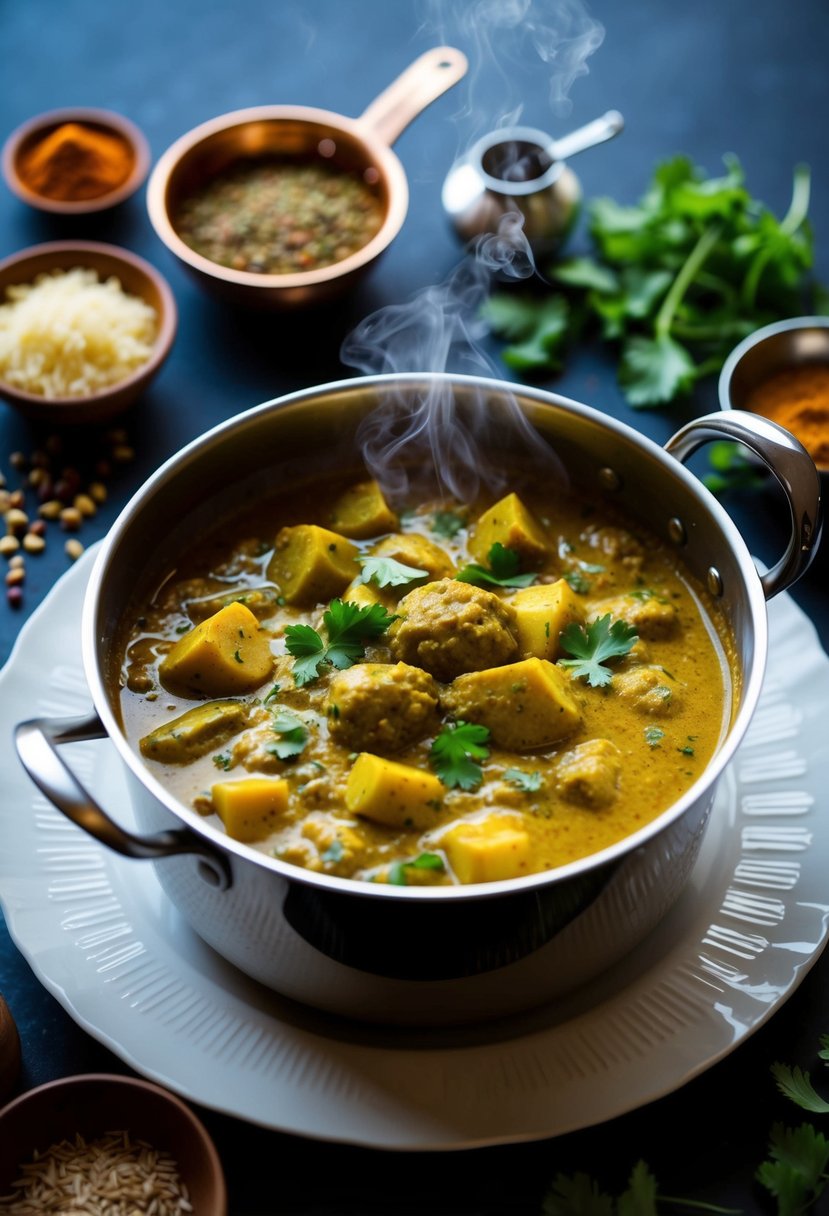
[655,224,723,339]
[659,1197,742,1215]
[780,162,811,236]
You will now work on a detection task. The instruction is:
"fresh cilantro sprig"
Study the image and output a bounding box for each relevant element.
[455,542,537,590]
[358,555,427,588]
[284,599,396,686]
[557,614,638,687]
[485,156,822,408]
[542,1160,739,1216]
[267,708,308,759]
[430,720,490,790]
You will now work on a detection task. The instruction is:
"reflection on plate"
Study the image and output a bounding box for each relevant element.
[1,546,828,1150]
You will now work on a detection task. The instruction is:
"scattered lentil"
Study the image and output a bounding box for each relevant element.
[65,537,85,561]
[6,567,25,585]
[0,536,20,556]
[5,507,28,534]
[9,554,24,569]
[74,492,97,517]
[59,506,82,530]
[39,499,63,519]
[22,533,46,554]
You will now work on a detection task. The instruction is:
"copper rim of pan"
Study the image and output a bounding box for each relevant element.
[145,47,468,292]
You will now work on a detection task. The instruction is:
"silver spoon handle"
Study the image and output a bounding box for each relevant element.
[549,110,624,162]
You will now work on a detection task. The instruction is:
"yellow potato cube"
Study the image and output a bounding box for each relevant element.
[266,524,359,606]
[345,753,444,830]
[341,577,397,613]
[441,657,582,750]
[440,815,532,884]
[139,700,247,764]
[369,532,454,581]
[158,602,274,697]
[329,480,398,539]
[468,492,549,567]
[212,778,289,843]
[511,580,584,660]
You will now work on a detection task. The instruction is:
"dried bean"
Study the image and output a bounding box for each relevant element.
[65,538,85,561]
[5,508,29,534]
[7,586,23,608]
[39,500,63,520]
[6,568,25,586]
[59,507,82,530]
[22,533,46,554]
[74,493,97,517]
[0,536,20,556]
[28,520,47,537]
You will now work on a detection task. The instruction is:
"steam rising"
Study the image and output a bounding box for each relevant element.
[341,215,565,504]
[341,0,604,504]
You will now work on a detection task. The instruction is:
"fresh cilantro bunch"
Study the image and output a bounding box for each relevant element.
[429,720,491,790]
[557,614,638,687]
[284,599,395,686]
[455,542,537,589]
[484,156,823,407]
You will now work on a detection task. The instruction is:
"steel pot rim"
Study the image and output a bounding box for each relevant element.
[81,372,770,901]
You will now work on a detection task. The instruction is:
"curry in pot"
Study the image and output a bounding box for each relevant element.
[118,476,735,886]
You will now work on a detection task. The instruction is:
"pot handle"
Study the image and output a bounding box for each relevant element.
[358,46,468,147]
[664,410,822,600]
[14,712,232,891]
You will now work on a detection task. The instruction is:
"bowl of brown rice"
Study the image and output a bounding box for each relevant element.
[0,1072,226,1215]
[0,241,177,424]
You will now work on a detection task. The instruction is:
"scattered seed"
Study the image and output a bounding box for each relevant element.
[9,554,24,569]
[22,533,46,554]
[7,586,23,607]
[0,536,20,556]
[8,489,25,509]
[113,445,135,463]
[88,481,107,503]
[5,508,29,534]
[28,519,47,537]
[0,491,11,514]
[6,567,25,585]
[59,506,82,530]
[65,538,85,561]
[74,493,97,517]
[27,467,48,488]
[39,500,63,520]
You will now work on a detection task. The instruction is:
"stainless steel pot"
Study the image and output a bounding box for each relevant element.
[14,376,822,1025]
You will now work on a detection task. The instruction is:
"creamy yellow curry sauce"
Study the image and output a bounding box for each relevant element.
[118,475,736,886]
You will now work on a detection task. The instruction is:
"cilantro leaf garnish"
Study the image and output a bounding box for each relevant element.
[212,751,232,771]
[358,555,428,588]
[504,768,542,792]
[771,1064,829,1115]
[644,726,665,749]
[430,720,490,790]
[557,614,638,687]
[388,852,445,886]
[267,708,308,759]
[284,599,396,686]
[455,542,537,590]
[430,510,467,539]
[756,1122,829,1214]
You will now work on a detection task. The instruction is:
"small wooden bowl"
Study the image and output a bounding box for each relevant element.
[0,1073,227,1214]
[2,107,150,214]
[0,241,177,423]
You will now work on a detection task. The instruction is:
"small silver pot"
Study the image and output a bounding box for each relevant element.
[15,376,821,1025]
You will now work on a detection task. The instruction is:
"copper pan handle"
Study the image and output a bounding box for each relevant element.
[358,46,468,147]
[15,711,232,890]
[664,410,822,600]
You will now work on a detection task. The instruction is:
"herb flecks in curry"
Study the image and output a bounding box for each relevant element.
[119,476,735,887]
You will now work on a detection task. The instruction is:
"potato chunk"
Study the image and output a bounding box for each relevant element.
[345,753,444,829]
[557,739,622,808]
[369,533,454,581]
[212,777,289,843]
[511,580,584,660]
[441,657,582,750]
[468,492,549,567]
[440,815,532,883]
[266,524,359,605]
[340,578,397,613]
[158,602,273,697]
[329,480,398,539]
[139,699,247,763]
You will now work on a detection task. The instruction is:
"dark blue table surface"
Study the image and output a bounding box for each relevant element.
[1,2,828,1212]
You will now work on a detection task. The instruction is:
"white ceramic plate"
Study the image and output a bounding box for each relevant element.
[1,547,828,1150]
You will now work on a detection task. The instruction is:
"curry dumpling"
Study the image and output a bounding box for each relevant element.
[327,662,440,753]
[266,524,359,605]
[441,657,582,749]
[468,492,549,566]
[139,699,247,764]
[328,480,398,539]
[158,602,274,697]
[591,591,680,640]
[345,753,444,830]
[439,814,532,883]
[511,579,585,661]
[389,579,518,681]
[212,777,289,842]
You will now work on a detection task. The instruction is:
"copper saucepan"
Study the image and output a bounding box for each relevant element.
[146,47,468,308]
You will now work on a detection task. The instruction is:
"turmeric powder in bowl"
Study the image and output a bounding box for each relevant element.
[744,364,829,471]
